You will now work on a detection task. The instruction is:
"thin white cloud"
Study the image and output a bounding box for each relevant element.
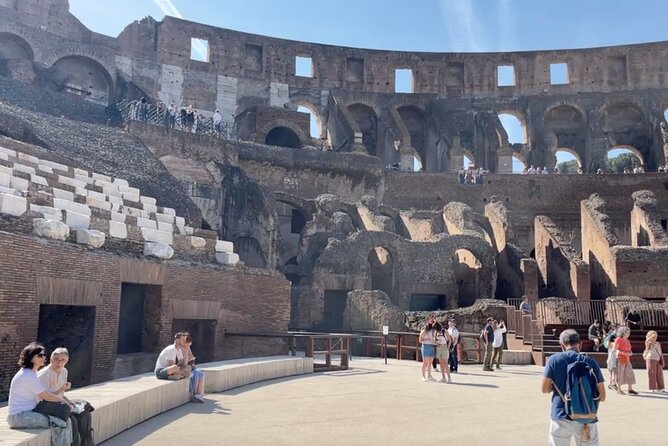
[152,0,208,60]
[498,0,517,51]
[438,0,485,52]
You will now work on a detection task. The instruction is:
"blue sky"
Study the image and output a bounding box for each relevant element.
[70,0,668,170]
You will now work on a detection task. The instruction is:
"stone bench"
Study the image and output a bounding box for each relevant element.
[0,356,312,446]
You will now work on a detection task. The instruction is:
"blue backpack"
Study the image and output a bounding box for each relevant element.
[553,354,600,424]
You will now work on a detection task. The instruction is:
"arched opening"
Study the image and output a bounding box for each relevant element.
[48,55,113,105]
[368,247,395,299]
[601,103,649,166]
[463,153,474,169]
[606,146,643,173]
[454,249,482,307]
[544,105,586,159]
[398,106,428,168]
[412,155,423,172]
[265,126,301,149]
[234,236,267,268]
[296,104,321,138]
[555,149,581,173]
[348,103,378,156]
[512,154,526,174]
[0,33,34,80]
[498,112,527,145]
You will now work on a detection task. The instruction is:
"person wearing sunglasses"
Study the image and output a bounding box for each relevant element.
[7,343,73,446]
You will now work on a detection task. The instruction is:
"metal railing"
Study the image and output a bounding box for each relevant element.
[114,98,233,139]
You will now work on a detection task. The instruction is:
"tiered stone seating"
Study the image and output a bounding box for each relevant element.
[0,356,312,446]
[0,145,240,265]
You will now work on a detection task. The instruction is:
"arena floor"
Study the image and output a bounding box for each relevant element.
[102,358,665,446]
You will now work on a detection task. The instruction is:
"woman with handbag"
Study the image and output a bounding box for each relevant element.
[613,326,637,395]
[6,343,73,446]
[644,330,665,393]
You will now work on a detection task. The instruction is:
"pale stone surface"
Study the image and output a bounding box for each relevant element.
[10,175,29,192]
[141,227,173,245]
[122,191,140,202]
[121,206,142,218]
[155,213,175,224]
[58,175,87,189]
[52,187,75,201]
[174,216,186,226]
[87,190,106,201]
[142,203,158,213]
[73,168,89,177]
[0,185,18,196]
[162,207,176,216]
[75,174,94,185]
[75,187,88,197]
[215,240,234,253]
[39,159,68,172]
[87,197,112,211]
[140,196,157,205]
[110,212,126,223]
[0,165,11,175]
[177,226,195,235]
[13,163,36,175]
[17,152,39,164]
[63,210,90,230]
[0,146,17,157]
[0,193,27,216]
[137,217,157,229]
[190,236,207,248]
[30,174,49,186]
[95,179,116,189]
[216,251,240,265]
[113,178,130,188]
[92,172,112,182]
[144,242,174,259]
[107,194,124,205]
[37,164,54,174]
[0,152,6,161]
[30,204,62,220]
[0,171,10,188]
[103,187,123,199]
[53,198,91,216]
[76,229,106,248]
[157,222,173,233]
[33,218,70,241]
[109,220,128,239]
[118,185,140,196]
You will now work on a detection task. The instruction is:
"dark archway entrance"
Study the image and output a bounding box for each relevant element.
[265,127,301,148]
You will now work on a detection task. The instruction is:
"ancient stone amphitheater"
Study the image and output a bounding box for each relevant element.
[0,0,667,403]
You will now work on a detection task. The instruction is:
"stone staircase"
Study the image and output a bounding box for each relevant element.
[0,145,239,265]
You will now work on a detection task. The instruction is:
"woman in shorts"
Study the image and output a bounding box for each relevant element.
[419,322,436,382]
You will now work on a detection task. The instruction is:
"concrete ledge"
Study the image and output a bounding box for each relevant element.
[502,350,534,365]
[0,356,312,446]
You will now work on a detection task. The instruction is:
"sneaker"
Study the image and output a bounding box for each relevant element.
[608,384,618,391]
[428,376,437,381]
[421,377,428,382]
[628,389,639,395]
[448,378,452,383]
[191,395,204,404]
[439,377,447,382]
[496,366,502,370]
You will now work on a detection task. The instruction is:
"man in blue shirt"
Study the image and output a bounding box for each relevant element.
[541,329,606,446]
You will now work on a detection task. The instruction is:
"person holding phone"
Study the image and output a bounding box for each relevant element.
[183,335,205,403]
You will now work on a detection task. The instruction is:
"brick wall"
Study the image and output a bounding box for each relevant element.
[0,230,290,400]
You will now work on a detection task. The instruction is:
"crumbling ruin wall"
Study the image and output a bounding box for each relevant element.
[404,299,509,334]
[534,215,590,299]
[611,247,668,298]
[342,290,404,332]
[581,194,619,298]
[630,190,668,247]
[398,209,444,241]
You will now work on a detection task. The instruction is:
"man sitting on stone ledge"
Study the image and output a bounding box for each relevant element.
[155,332,190,381]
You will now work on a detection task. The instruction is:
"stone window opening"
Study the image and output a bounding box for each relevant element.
[550,62,569,85]
[345,57,364,82]
[117,283,163,355]
[291,209,306,234]
[606,146,643,173]
[296,105,321,138]
[498,113,527,145]
[497,65,516,87]
[394,68,414,93]
[512,155,526,174]
[295,55,313,78]
[190,38,210,62]
[555,149,582,173]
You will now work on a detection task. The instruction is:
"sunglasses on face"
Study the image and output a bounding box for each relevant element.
[36,352,46,358]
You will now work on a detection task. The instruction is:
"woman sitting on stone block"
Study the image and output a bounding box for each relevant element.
[6,343,73,446]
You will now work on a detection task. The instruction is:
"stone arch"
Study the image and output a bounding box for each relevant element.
[512,152,527,174]
[347,103,378,156]
[368,246,396,299]
[544,104,587,164]
[606,145,644,172]
[46,55,114,105]
[274,193,313,264]
[449,235,497,302]
[234,236,268,268]
[293,101,322,138]
[0,32,35,81]
[397,105,428,168]
[462,149,476,168]
[497,110,528,145]
[259,118,307,149]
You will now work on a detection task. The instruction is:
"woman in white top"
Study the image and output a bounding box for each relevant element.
[419,322,437,382]
[644,330,665,392]
[433,322,452,383]
[7,343,73,446]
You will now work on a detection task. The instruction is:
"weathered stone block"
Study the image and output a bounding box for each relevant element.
[140,196,157,206]
[121,191,140,202]
[142,203,158,213]
[58,175,87,189]
[0,193,27,216]
[110,211,126,223]
[18,153,39,164]
[73,168,89,178]
[136,217,157,229]
[0,146,17,158]
[0,172,10,188]
[0,165,11,175]
[107,194,124,206]
[174,216,186,227]
[215,251,240,265]
[63,210,90,230]
[91,173,112,183]
[113,178,130,188]
[53,198,91,216]
[157,222,173,233]
[10,176,29,192]
[87,197,112,211]
[37,164,54,175]
[52,188,75,201]
[30,174,49,187]
[215,240,234,253]
[33,218,69,241]
[39,159,68,173]
[76,229,106,248]
[144,242,174,259]
[30,204,62,220]
[190,236,207,249]
[13,163,36,175]
[109,220,128,239]
[155,213,175,224]
[141,227,173,245]
[162,207,176,216]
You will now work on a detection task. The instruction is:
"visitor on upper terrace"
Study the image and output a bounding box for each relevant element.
[519,295,532,316]
[213,109,222,134]
[526,165,537,175]
[542,166,549,174]
[168,103,177,128]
